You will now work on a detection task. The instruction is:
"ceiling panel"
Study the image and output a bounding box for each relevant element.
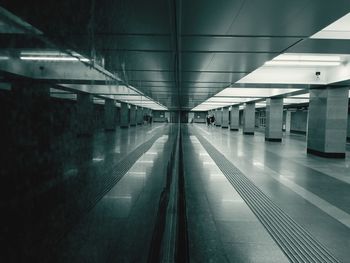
[181,0,245,34]
[181,72,246,83]
[94,35,172,51]
[204,53,276,72]
[122,71,174,82]
[288,39,350,54]
[106,51,173,72]
[182,36,299,53]
[228,0,350,36]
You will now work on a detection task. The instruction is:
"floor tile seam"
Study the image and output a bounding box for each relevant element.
[206,130,350,212]
[213,126,350,186]
[240,158,350,221]
[192,127,341,263]
[51,130,166,254]
[216,141,350,220]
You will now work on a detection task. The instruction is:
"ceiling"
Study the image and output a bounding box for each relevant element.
[1,0,350,110]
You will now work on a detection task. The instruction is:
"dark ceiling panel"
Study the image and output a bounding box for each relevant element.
[1,0,350,110]
[228,0,350,36]
[181,0,245,34]
[181,72,246,83]
[288,39,350,54]
[106,51,174,72]
[202,53,276,72]
[182,36,300,53]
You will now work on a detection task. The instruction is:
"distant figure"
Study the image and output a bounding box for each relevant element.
[149,115,153,125]
[210,115,215,126]
[206,115,210,126]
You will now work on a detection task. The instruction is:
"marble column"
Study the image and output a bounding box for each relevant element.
[285,110,291,134]
[216,109,222,126]
[137,107,143,125]
[120,102,129,128]
[104,99,116,131]
[130,105,137,126]
[230,106,239,131]
[77,93,93,136]
[307,87,349,158]
[265,98,284,142]
[222,107,229,128]
[243,102,255,135]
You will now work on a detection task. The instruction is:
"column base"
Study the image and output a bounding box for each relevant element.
[265,138,282,142]
[105,128,116,131]
[221,126,229,129]
[243,132,254,135]
[120,125,129,128]
[215,124,221,127]
[130,124,137,126]
[307,148,345,158]
[230,128,239,131]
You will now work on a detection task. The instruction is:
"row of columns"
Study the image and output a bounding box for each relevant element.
[210,86,349,158]
[120,102,147,128]
[14,82,150,136]
[77,96,148,134]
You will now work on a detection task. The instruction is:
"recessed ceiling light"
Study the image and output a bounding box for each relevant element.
[311,12,350,39]
[264,61,340,67]
[20,56,90,62]
[274,54,341,62]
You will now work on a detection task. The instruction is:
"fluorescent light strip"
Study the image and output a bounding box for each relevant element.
[265,61,340,67]
[20,56,90,62]
[274,54,341,62]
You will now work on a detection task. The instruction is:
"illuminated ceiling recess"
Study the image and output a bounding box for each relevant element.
[17,50,168,110]
[192,11,350,112]
[311,12,350,39]
[0,7,168,111]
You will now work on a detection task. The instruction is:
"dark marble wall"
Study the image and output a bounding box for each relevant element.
[0,85,118,261]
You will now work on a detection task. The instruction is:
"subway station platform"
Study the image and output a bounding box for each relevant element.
[2,2,350,262]
[184,124,350,263]
[2,123,349,262]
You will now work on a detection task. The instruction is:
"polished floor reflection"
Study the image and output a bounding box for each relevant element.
[188,124,350,262]
[54,134,172,262]
[3,123,350,262]
[183,134,289,263]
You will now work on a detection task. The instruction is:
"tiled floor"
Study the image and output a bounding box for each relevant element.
[5,123,350,262]
[2,123,171,262]
[183,133,289,263]
[54,133,173,262]
[188,123,350,262]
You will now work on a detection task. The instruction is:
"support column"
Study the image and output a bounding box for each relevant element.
[243,102,255,135]
[137,107,143,125]
[230,106,239,131]
[285,111,291,134]
[307,87,349,158]
[77,93,93,136]
[222,107,229,128]
[130,105,137,126]
[265,98,283,142]
[120,102,129,128]
[216,109,222,126]
[104,99,116,131]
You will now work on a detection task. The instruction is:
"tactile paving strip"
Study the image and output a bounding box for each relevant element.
[193,130,340,263]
